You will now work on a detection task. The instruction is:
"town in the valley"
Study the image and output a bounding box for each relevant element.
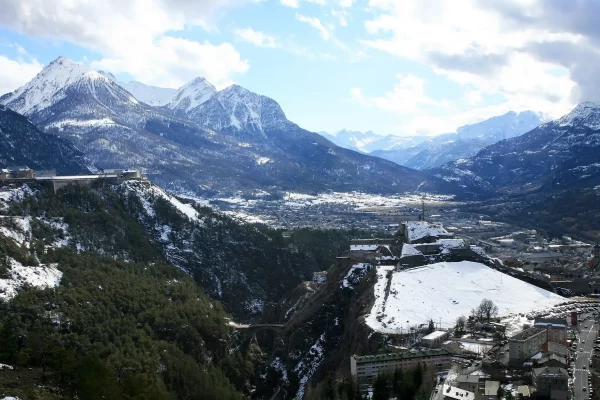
[335,217,600,400]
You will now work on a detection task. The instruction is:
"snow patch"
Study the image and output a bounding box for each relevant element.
[0,259,62,301]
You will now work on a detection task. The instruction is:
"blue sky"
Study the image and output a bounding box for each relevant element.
[0,0,596,136]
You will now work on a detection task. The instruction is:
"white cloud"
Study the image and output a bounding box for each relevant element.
[0,0,251,88]
[351,71,573,135]
[0,55,43,95]
[296,14,331,40]
[235,28,277,48]
[357,0,586,133]
[281,0,326,8]
[91,37,248,89]
[351,74,449,116]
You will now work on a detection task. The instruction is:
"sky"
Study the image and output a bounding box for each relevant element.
[0,0,597,136]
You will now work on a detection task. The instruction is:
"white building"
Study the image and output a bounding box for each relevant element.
[421,331,449,348]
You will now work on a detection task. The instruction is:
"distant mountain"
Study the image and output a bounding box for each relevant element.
[122,81,177,107]
[0,56,456,196]
[430,103,600,196]
[0,105,89,174]
[370,111,545,170]
[319,129,381,153]
[320,129,426,153]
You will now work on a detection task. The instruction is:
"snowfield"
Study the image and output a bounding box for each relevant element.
[366,261,564,333]
[0,259,62,301]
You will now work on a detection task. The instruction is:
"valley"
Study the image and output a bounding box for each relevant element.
[0,48,599,400]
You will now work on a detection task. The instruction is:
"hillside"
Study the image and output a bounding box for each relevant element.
[0,106,90,174]
[0,179,369,398]
[0,56,456,196]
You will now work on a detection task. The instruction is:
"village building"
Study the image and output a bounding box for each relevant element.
[532,367,569,400]
[508,327,548,366]
[397,221,454,244]
[350,349,451,384]
[421,331,449,348]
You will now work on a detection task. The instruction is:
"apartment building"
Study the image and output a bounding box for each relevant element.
[508,327,548,365]
[350,349,451,384]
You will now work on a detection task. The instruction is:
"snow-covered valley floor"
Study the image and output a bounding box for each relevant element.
[366,261,565,333]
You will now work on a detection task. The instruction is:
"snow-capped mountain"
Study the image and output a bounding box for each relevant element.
[170,83,289,135]
[430,103,600,195]
[320,129,382,153]
[166,77,216,113]
[0,56,457,196]
[370,111,545,170]
[122,81,177,107]
[0,105,90,174]
[0,56,90,115]
[320,129,427,153]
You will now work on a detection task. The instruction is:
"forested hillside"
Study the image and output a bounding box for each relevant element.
[0,180,359,398]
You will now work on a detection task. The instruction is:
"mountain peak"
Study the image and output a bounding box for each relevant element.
[167,76,217,113]
[558,102,600,130]
[0,56,90,115]
[98,70,117,82]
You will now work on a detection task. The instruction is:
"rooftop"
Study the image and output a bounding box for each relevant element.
[533,367,568,379]
[456,375,480,384]
[509,327,546,341]
[484,381,500,396]
[422,331,448,341]
[534,317,568,328]
[403,221,453,243]
[442,384,474,400]
[352,349,449,363]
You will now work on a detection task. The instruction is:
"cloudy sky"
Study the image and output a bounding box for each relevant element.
[0,0,595,135]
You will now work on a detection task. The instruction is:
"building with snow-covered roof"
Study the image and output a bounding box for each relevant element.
[398,221,454,244]
[421,331,449,348]
[442,384,475,400]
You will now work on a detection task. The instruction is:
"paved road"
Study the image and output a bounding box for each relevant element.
[573,318,597,400]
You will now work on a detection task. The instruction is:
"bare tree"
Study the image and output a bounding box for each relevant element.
[477,299,498,322]
[456,315,466,333]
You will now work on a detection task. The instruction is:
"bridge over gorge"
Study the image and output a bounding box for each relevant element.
[227,321,285,331]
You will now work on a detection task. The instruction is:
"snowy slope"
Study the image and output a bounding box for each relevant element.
[167,77,216,114]
[366,261,564,333]
[123,81,177,107]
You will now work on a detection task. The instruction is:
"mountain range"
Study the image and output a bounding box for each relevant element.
[430,102,600,196]
[0,56,454,196]
[323,111,546,170]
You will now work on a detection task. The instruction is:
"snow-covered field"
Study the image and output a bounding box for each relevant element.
[366,261,564,333]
